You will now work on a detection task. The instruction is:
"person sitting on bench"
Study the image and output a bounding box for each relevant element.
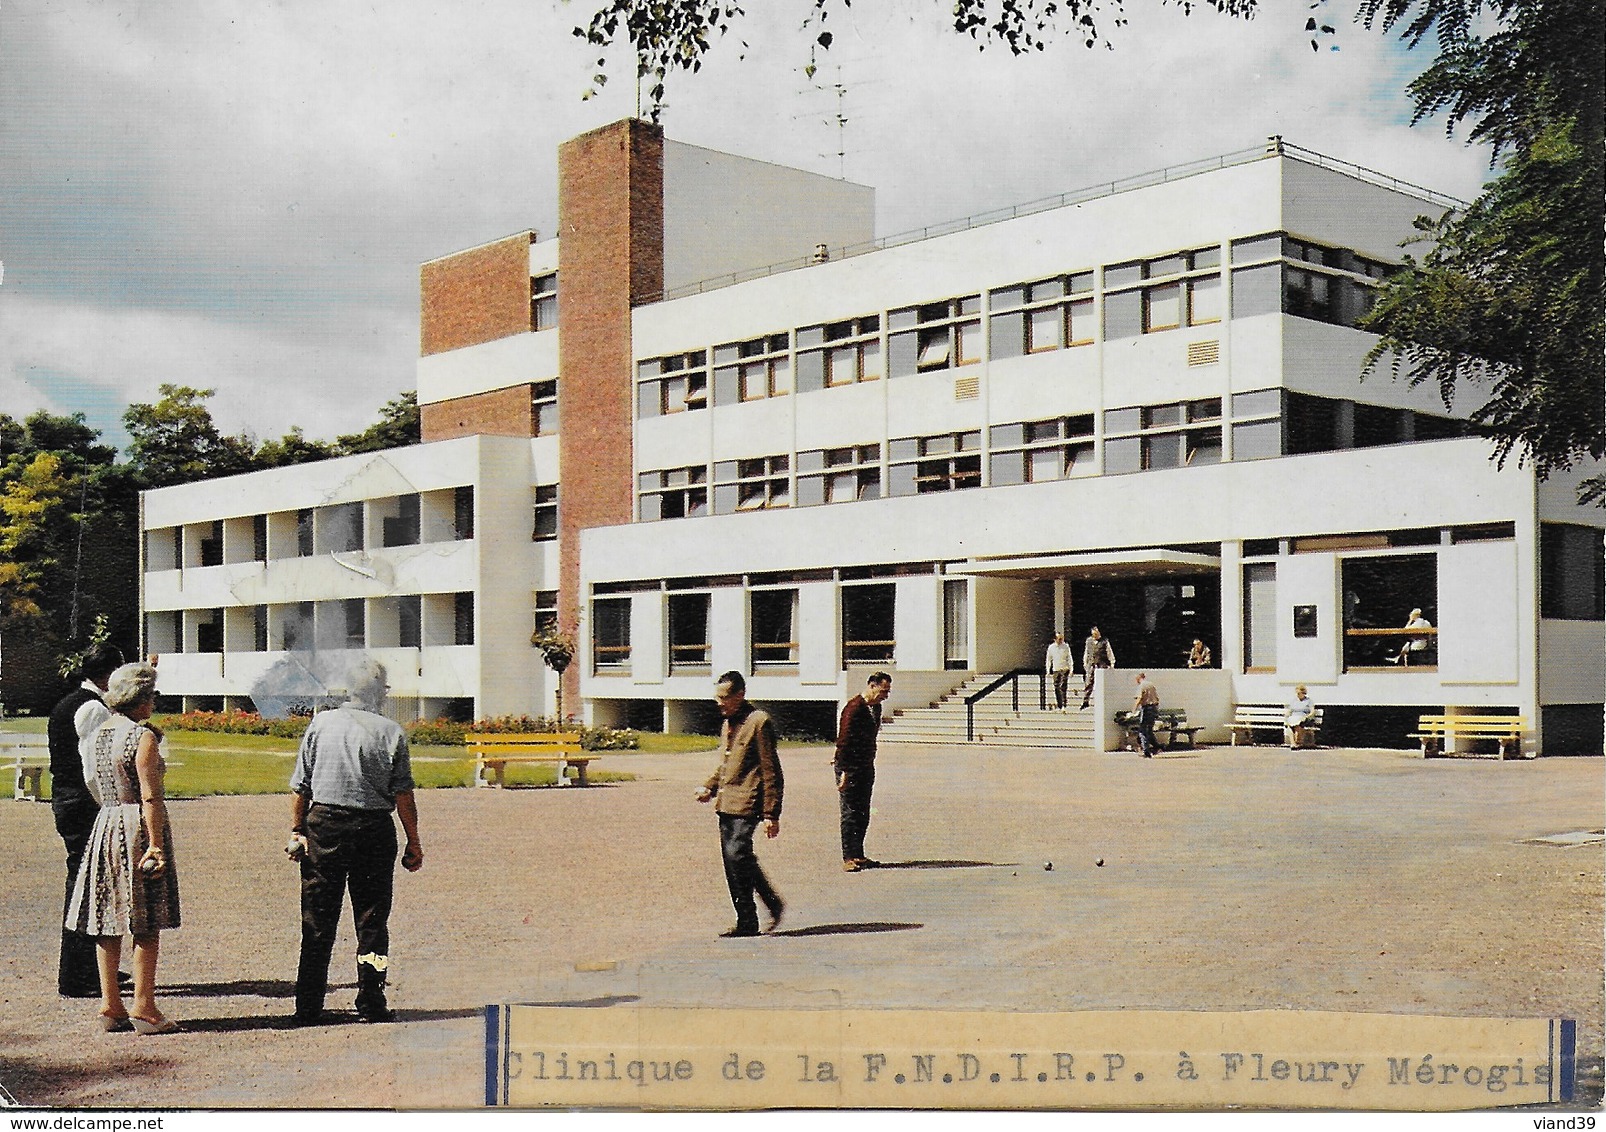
[1285,686,1317,748]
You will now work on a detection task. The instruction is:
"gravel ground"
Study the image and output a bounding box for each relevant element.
[0,743,1600,1111]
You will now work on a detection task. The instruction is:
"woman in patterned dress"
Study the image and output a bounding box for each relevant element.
[66,663,180,1034]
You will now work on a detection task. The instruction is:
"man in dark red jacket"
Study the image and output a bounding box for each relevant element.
[834,672,892,872]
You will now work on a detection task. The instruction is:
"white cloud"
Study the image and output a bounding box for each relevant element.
[1,0,1496,442]
[0,293,414,443]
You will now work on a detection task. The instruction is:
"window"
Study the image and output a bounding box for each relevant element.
[532,484,558,540]
[842,583,895,663]
[1541,524,1605,620]
[453,487,475,540]
[988,415,1095,485]
[533,590,558,633]
[713,455,789,514]
[532,380,558,436]
[592,598,631,672]
[887,431,981,496]
[1230,389,1283,461]
[1104,249,1221,339]
[251,515,268,562]
[296,509,315,557]
[713,334,791,404]
[1341,554,1437,670]
[1230,233,1384,327]
[797,444,881,506]
[381,495,421,547]
[668,592,711,672]
[1104,400,1221,473]
[989,273,1095,360]
[195,609,223,654]
[796,316,880,391]
[454,592,475,646]
[398,595,421,649]
[888,297,981,377]
[638,465,708,521]
[1243,562,1277,671]
[199,521,223,567]
[531,273,558,331]
[636,351,709,418]
[751,589,798,667]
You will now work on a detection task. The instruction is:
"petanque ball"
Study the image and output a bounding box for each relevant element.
[1044,861,1053,871]
[1095,858,1105,867]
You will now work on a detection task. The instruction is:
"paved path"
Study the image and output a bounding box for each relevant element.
[0,744,1599,1109]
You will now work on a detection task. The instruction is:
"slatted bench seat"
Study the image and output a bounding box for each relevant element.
[1113,708,1204,751]
[3,738,50,802]
[465,732,594,787]
[1411,715,1529,760]
[1230,705,1324,747]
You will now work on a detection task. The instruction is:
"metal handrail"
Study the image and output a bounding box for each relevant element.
[963,668,1047,741]
[659,140,1468,302]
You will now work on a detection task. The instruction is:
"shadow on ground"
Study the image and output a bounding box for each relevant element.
[872,859,1011,870]
[774,922,922,938]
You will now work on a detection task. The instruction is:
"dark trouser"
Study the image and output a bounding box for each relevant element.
[1051,671,1070,709]
[296,804,396,1019]
[1080,668,1104,708]
[1137,704,1159,757]
[717,813,779,931]
[54,799,99,995]
[837,767,875,861]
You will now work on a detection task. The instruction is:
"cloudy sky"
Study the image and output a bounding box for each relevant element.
[1,0,1494,452]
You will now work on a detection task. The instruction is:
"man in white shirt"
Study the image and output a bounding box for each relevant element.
[1045,632,1073,711]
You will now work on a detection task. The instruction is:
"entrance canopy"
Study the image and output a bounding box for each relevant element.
[950,548,1221,581]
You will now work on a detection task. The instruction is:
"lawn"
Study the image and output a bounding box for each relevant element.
[1,725,642,800]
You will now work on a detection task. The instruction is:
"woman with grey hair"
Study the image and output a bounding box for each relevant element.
[67,662,181,1034]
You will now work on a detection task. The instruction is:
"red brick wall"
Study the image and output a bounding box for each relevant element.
[420,233,533,358]
[557,119,664,714]
[419,385,535,442]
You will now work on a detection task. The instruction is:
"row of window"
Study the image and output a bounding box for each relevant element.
[634,394,1465,519]
[146,488,475,570]
[145,593,476,653]
[635,234,1394,419]
[593,583,901,673]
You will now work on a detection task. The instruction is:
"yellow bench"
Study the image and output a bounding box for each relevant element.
[6,741,50,802]
[1411,715,1529,760]
[465,733,594,787]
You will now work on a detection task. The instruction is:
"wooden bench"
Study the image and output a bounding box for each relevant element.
[3,738,50,802]
[1114,708,1204,751]
[465,733,595,787]
[1230,705,1324,747]
[1410,715,1529,760]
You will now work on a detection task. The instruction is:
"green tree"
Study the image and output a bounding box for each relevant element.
[0,452,70,627]
[576,0,1258,118]
[255,427,339,468]
[337,391,421,454]
[124,384,257,489]
[1358,0,1605,494]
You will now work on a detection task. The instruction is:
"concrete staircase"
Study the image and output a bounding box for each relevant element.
[879,672,1099,749]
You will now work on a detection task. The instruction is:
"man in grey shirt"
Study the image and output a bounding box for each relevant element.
[288,661,422,1025]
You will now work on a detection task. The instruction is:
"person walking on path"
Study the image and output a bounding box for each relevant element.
[835,672,891,872]
[1045,633,1073,710]
[67,662,180,1034]
[288,660,423,1026]
[1080,627,1116,709]
[1133,672,1161,758]
[48,643,123,999]
[696,671,784,937]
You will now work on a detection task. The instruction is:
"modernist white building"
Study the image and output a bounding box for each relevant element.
[139,120,1605,754]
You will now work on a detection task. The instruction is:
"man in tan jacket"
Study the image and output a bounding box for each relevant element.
[696,671,785,937]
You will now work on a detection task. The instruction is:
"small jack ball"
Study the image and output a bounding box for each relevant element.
[1044,861,1053,871]
[1095,858,1105,867]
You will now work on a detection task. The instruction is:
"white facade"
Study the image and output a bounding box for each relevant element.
[140,131,1606,750]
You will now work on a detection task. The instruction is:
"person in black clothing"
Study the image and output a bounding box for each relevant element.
[48,642,124,998]
[833,672,892,872]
